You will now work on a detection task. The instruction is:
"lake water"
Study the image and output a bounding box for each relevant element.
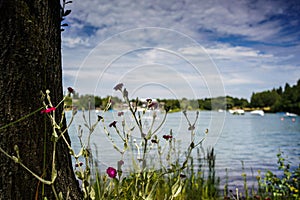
[66,110,300,189]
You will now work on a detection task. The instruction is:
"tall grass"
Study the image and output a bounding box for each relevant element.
[91,147,220,200]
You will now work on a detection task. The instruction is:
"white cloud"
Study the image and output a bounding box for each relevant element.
[62,37,90,48]
[205,44,274,60]
[61,0,300,99]
[63,0,299,44]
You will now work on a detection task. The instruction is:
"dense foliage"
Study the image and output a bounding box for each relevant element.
[65,94,248,112]
[65,79,300,114]
[250,79,300,114]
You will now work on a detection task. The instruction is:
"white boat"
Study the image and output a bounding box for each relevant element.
[228,109,245,115]
[250,110,264,116]
[284,112,298,117]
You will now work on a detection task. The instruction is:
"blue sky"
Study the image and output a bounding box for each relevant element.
[62,0,300,100]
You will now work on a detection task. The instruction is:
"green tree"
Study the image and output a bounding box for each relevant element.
[211,96,226,110]
[250,80,300,114]
[0,1,81,199]
[232,97,249,108]
[95,96,102,108]
[202,98,212,110]
[281,83,294,112]
[160,99,180,111]
[276,86,283,95]
[250,91,280,108]
[280,82,300,114]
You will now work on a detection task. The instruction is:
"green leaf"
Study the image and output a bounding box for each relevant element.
[12,156,19,163]
[145,180,158,200]
[89,187,96,200]
[58,192,64,200]
[14,145,20,158]
[181,160,187,169]
[124,142,128,150]
[51,168,57,182]
[75,170,84,180]
[171,178,183,197]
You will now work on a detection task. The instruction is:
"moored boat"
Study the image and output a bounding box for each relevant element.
[228,109,245,115]
[284,112,298,117]
[250,110,264,116]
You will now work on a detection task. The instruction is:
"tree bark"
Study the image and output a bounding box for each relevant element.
[0,0,82,199]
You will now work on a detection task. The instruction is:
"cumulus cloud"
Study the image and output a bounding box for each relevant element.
[61,0,300,99]
[63,0,299,44]
[204,44,274,60]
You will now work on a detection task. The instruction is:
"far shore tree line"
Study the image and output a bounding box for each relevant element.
[65,79,300,114]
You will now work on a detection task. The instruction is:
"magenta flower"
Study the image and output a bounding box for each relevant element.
[106,167,117,178]
[148,102,158,109]
[109,121,117,128]
[67,87,74,94]
[117,160,124,170]
[41,107,56,114]
[163,135,172,140]
[75,162,83,168]
[118,111,124,116]
[118,160,124,166]
[113,83,123,91]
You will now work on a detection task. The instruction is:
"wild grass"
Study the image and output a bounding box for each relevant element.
[90,147,220,200]
[90,149,300,200]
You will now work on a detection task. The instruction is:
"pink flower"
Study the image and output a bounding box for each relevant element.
[118,160,124,166]
[117,160,124,170]
[67,87,74,94]
[118,111,124,116]
[148,102,158,109]
[113,83,123,91]
[163,135,172,140]
[41,107,56,114]
[75,162,83,168]
[106,167,117,178]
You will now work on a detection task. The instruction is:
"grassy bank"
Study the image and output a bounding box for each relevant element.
[90,149,299,200]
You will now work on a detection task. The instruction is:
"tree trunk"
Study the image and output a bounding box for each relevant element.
[0,0,82,199]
